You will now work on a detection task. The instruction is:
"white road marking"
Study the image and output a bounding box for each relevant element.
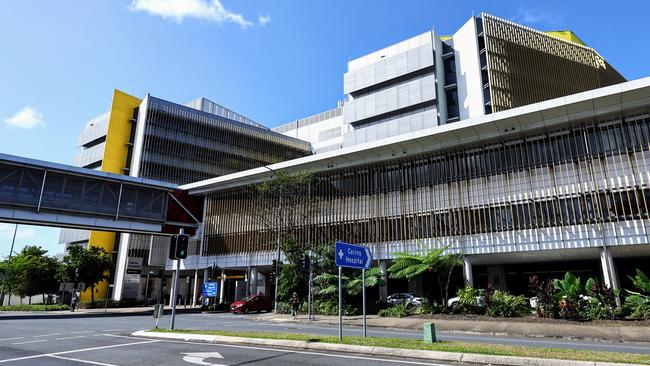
[0,339,159,363]
[110,334,447,365]
[56,336,87,341]
[33,333,62,337]
[47,355,119,366]
[181,352,224,366]
[0,337,24,342]
[12,339,47,345]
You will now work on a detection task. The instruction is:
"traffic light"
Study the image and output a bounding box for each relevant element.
[74,268,79,285]
[268,271,275,284]
[272,259,277,269]
[303,254,311,271]
[207,266,213,280]
[168,235,177,260]
[175,234,189,259]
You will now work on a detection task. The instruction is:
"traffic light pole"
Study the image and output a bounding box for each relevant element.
[170,228,184,330]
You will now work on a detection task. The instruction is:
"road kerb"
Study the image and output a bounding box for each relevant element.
[131,330,645,366]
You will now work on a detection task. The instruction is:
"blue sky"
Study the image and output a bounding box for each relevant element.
[0,0,648,258]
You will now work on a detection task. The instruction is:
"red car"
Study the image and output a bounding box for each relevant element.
[230,295,273,314]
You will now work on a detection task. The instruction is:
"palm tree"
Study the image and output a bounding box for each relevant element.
[388,245,462,309]
[313,267,383,297]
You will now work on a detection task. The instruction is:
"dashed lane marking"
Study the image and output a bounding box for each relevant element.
[12,340,47,345]
[33,333,62,337]
[55,336,87,341]
[0,338,24,342]
[47,355,119,366]
[0,339,159,363]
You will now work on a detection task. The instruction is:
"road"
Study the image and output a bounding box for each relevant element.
[0,311,648,366]
[0,315,457,366]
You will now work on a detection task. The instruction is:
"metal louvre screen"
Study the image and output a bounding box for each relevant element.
[204,109,650,257]
[482,13,625,112]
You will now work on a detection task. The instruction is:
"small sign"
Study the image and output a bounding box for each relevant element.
[125,274,141,284]
[60,282,75,291]
[126,258,143,275]
[335,241,372,269]
[202,282,218,297]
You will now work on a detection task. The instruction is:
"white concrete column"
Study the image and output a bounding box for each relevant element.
[112,233,131,301]
[463,256,474,287]
[219,270,226,304]
[249,267,258,296]
[191,269,199,306]
[600,246,620,292]
[378,260,388,302]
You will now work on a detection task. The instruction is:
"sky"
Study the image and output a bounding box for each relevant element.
[0,0,649,258]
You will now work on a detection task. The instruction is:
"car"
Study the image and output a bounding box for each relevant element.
[387,293,423,306]
[447,290,486,310]
[229,295,273,314]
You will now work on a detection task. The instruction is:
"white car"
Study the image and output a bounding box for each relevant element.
[387,293,423,306]
[447,291,486,310]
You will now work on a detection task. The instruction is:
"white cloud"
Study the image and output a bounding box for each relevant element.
[4,107,45,129]
[258,14,271,27]
[130,0,253,29]
[513,6,561,26]
[0,224,36,241]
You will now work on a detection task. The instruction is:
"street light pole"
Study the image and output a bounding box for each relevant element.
[0,224,18,306]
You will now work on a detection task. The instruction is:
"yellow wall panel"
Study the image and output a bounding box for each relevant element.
[82,90,141,303]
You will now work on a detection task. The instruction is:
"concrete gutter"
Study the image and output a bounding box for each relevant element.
[132,330,645,366]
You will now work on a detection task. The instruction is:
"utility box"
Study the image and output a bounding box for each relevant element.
[423,323,436,343]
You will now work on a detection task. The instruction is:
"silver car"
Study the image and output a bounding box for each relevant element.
[387,293,423,306]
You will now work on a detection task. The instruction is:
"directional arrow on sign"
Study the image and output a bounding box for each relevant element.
[181,352,225,366]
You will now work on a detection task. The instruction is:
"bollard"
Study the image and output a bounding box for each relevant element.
[423,323,436,343]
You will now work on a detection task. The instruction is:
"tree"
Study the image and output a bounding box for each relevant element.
[8,246,60,304]
[60,245,113,304]
[388,245,463,309]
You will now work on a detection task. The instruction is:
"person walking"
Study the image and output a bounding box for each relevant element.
[290,292,300,318]
[70,292,78,312]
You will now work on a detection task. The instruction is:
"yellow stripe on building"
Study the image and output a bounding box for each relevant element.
[82,90,141,303]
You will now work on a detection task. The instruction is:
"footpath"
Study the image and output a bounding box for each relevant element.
[0,305,201,318]
[246,312,650,343]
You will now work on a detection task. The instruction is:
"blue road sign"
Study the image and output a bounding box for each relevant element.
[335,241,372,269]
[202,282,218,297]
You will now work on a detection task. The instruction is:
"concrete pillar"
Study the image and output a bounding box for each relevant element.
[249,267,258,296]
[219,270,226,304]
[191,269,199,306]
[463,256,474,287]
[600,247,620,304]
[112,233,131,301]
[378,260,388,302]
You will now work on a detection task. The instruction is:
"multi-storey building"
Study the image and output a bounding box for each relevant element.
[61,91,311,301]
[179,14,647,302]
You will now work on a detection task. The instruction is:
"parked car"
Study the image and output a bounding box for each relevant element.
[447,289,486,310]
[229,295,273,314]
[387,293,423,306]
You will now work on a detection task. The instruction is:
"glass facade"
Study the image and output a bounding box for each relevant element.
[204,108,650,256]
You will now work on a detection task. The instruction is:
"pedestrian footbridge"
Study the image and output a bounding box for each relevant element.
[0,153,200,234]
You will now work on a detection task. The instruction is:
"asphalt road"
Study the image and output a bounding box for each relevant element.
[0,320,456,366]
[0,311,648,366]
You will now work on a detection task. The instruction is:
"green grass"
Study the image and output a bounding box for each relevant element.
[152,328,650,365]
[0,304,69,311]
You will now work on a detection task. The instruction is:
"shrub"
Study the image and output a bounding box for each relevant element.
[412,299,443,316]
[529,275,557,318]
[583,278,618,320]
[0,304,69,311]
[554,272,583,319]
[378,303,411,318]
[486,290,529,317]
[624,269,650,319]
[456,285,482,314]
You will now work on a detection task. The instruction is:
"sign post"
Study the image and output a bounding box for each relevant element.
[334,241,372,340]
